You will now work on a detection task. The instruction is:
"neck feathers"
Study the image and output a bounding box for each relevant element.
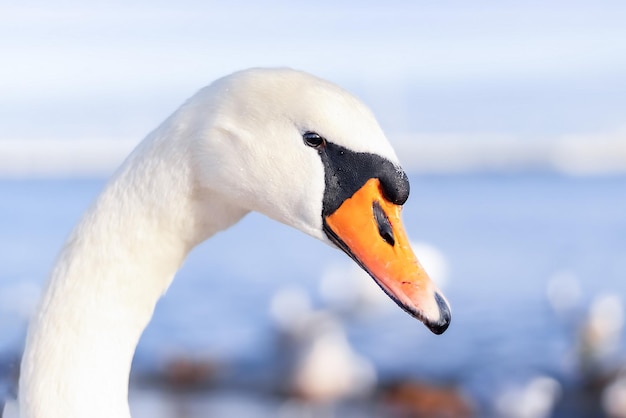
[18,124,240,418]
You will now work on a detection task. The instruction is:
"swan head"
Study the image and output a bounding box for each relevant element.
[190,68,450,334]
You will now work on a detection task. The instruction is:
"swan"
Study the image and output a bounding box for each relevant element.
[13,67,451,418]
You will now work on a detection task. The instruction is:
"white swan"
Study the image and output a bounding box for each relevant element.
[14,68,451,418]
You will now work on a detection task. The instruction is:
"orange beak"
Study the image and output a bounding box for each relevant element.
[323,178,451,334]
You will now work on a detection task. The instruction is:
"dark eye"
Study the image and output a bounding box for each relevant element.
[303,131,326,149]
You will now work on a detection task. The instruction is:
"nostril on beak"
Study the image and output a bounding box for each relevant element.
[373,201,395,246]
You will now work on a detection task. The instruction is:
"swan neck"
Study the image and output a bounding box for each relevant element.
[19,130,244,418]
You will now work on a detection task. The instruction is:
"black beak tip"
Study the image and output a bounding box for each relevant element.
[426,292,452,335]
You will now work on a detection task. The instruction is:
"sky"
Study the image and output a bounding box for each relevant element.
[1,1,625,174]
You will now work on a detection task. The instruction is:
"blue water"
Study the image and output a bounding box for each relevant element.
[1,173,625,416]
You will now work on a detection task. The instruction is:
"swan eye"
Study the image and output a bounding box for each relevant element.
[303,131,326,149]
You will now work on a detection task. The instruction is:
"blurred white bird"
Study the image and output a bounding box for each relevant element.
[494,376,562,418]
[270,287,377,405]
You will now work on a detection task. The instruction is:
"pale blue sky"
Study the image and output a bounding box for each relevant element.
[1,1,625,141]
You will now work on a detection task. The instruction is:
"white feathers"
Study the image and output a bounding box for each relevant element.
[18,68,398,418]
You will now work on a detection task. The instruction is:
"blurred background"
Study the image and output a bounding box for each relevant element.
[1,1,626,417]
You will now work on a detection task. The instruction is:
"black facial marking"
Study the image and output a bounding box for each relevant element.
[318,141,410,218]
[373,201,395,246]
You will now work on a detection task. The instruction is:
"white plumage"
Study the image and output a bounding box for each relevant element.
[11,68,443,418]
